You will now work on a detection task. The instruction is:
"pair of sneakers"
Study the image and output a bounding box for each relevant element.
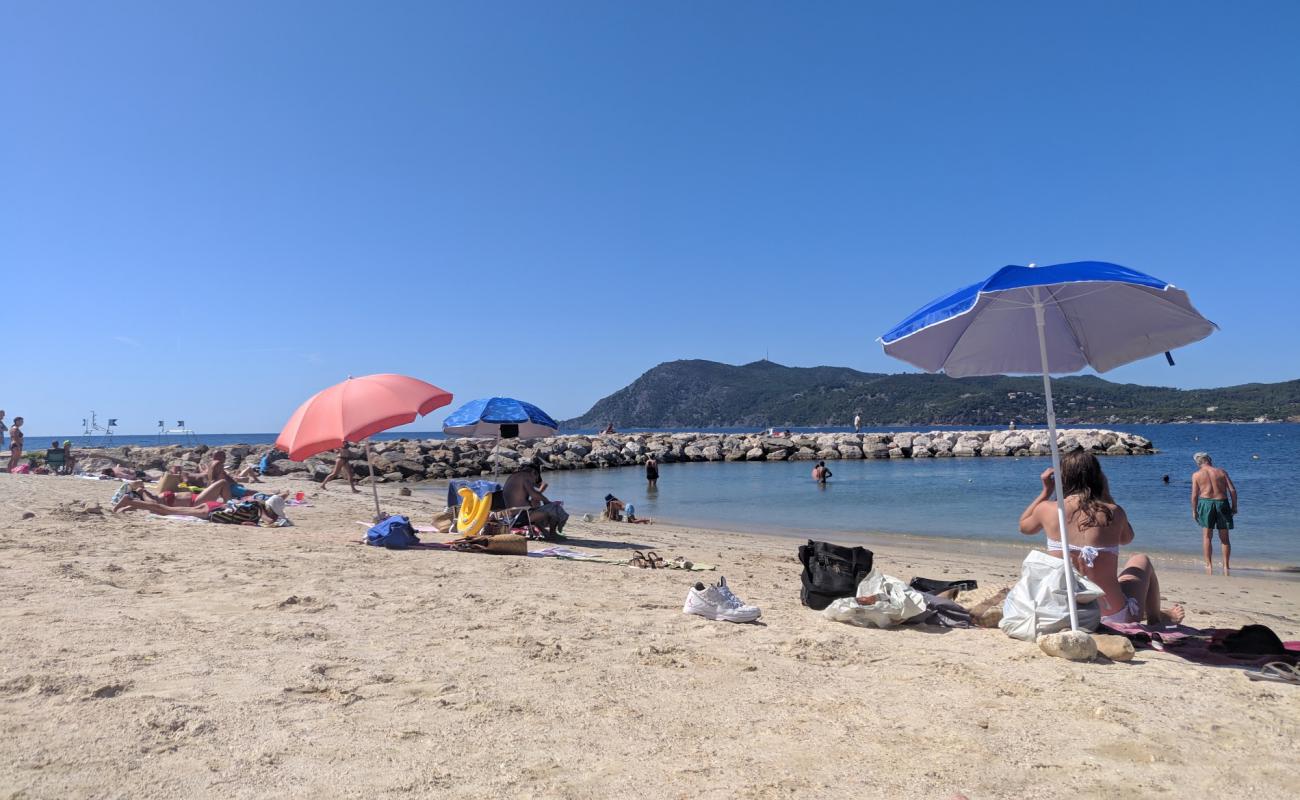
[683,577,761,623]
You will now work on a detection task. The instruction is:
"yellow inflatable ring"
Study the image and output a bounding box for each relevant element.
[455,487,491,536]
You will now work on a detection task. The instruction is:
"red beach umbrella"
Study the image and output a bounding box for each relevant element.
[275,374,453,519]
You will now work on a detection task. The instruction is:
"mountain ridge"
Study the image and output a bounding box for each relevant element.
[563,359,1300,428]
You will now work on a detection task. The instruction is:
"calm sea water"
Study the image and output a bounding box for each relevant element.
[31,424,1298,565]
[536,424,1300,567]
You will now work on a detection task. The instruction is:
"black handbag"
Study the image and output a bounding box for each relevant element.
[798,539,874,610]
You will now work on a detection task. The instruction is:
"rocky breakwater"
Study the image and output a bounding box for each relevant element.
[72,428,1153,486]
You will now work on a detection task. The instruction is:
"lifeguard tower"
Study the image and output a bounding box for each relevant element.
[80,412,117,448]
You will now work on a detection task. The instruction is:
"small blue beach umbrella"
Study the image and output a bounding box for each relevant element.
[879,261,1216,630]
[443,397,559,478]
[442,397,559,439]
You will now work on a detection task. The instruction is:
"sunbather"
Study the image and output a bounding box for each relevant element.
[114,494,286,525]
[1019,451,1184,626]
[205,450,253,498]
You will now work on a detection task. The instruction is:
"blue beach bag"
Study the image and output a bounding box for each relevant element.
[366,515,420,549]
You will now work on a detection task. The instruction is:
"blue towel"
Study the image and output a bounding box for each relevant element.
[447,479,503,508]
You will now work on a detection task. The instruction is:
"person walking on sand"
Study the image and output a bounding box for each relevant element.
[1192,451,1238,575]
[0,410,7,452]
[320,443,359,493]
[645,455,659,489]
[6,416,23,472]
[853,413,861,433]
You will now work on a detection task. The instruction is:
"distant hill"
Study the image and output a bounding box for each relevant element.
[563,359,1300,428]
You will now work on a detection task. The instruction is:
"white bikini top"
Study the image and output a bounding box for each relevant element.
[1045,539,1119,568]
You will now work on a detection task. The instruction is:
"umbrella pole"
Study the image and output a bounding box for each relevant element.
[1034,291,1081,632]
[364,440,383,521]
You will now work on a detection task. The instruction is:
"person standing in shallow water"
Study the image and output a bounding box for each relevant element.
[1191,451,1238,576]
[645,455,658,489]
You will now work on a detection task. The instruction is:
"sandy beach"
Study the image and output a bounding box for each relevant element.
[2,472,1298,799]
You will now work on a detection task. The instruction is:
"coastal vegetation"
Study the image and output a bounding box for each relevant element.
[563,359,1300,428]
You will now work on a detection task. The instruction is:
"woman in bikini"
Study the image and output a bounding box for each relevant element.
[319,443,358,492]
[1019,450,1184,626]
[7,416,23,472]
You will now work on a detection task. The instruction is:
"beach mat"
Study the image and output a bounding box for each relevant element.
[1102,621,1300,667]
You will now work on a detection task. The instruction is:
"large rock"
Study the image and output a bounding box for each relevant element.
[745,447,765,461]
[1001,433,1029,451]
[1091,634,1135,662]
[1038,631,1097,662]
[838,445,863,459]
[863,441,890,459]
[953,437,982,457]
[392,459,426,478]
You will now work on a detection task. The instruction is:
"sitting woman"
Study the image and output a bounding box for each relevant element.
[1019,451,1184,626]
[604,494,625,521]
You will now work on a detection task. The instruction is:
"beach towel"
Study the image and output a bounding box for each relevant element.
[1102,621,1300,668]
[148,513,207,523]
[446,479,502,508]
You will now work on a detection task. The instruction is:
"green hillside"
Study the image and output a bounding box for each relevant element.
[563,359,1300,428]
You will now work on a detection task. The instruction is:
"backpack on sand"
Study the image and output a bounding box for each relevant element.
[366,515,420,549]
[798,539,874,610]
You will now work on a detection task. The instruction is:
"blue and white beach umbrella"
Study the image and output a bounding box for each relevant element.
[879,261,1217,630]
[442,397,560,439]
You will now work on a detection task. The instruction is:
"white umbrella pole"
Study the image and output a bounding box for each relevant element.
[364,440,383,521]
[1033,291,1081,631]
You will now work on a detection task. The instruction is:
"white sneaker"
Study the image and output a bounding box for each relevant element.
[683,576,762,623]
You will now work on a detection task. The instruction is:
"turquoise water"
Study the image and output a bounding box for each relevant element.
[538,424,1300,566]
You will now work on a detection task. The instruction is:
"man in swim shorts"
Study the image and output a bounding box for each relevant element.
[1191,451,1238,576]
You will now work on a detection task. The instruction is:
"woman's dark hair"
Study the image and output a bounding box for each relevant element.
[1059,450,1114,528]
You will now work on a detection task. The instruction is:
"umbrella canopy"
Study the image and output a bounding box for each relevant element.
[275,374,453,520]
[880,261,1216,376]
[276,374,453,460]
[879,261,1216,631]
[442,397,559,439]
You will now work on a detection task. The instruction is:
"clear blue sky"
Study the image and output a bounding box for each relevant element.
[4,1,1298,435]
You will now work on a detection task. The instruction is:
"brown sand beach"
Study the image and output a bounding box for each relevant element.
[2,472,1298,799]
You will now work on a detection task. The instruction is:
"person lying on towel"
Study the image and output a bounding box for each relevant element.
[113,494,288,526]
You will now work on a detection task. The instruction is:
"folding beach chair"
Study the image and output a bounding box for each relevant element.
[45,449,67,474]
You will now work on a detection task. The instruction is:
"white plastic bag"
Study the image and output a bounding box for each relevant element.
[822,569,928,628]
[999,549,1105,641]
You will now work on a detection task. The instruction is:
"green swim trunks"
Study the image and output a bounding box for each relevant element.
[1196,498,1234,530]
